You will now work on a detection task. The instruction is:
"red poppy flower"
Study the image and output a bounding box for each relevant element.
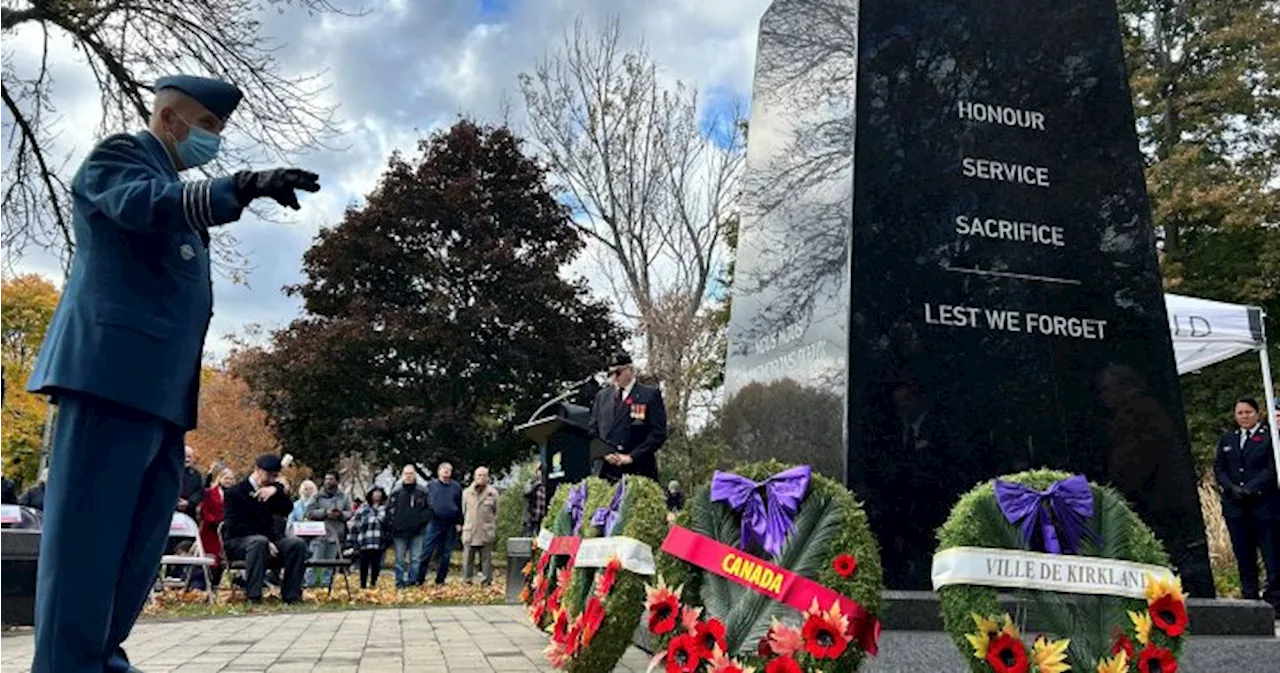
[538,551,551,573]
[832,553,858,578]
[598,557,621,597]
[1149,594,1189,638]
[1137,643,1178,673]
[757,636,774,658]
[665,633,701,673]
[802,608,852,659]
[649,595,680,635]
[565,616,586,657]
[984,633,1029,673]
[1111,632,1135,660]
[764,655,803,673]
[530,599,547,625]
[552,609,570,644]
[581,597,607,646]
[692,618,728,659]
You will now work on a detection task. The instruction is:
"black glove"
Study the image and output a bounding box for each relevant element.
[233,168,321,209]
[1228,484,1250,500]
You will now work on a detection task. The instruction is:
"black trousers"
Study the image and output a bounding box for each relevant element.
[358,549,383,588]
[1225,512,1280,606]
[225,535,308,601]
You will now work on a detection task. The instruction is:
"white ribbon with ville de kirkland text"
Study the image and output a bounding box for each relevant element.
[931,546,1176,600]
[572,536,656,576]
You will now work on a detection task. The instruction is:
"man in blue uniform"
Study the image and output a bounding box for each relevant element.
[25,74,320,673]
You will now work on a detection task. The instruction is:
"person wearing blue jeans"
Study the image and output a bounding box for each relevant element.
[418,462,463,585]
[387,464,431,587]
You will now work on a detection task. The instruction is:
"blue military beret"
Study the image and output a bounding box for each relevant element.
[154,74,243,122]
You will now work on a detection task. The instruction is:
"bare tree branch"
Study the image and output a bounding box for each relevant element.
[519,16,746,434]
[1,0,361,277]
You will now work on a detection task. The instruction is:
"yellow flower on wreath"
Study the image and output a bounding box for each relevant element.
[1030,636,1071,673]
[964,613,1017,659]
[1128,609,1152,646]
[1096,650,1128,673]
[1144,573,1184,604]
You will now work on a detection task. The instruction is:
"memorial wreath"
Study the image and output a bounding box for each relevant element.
[521,479,590,630]
[935,469,1188,673]
[536,476,669,673]
[653,460,883,673]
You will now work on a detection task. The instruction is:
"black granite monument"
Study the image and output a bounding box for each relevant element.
[722,0,1214,596]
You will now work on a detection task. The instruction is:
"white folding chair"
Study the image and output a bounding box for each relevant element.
[156,511,216,603]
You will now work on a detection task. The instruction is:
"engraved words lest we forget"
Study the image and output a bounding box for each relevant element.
[921,99,1112,341]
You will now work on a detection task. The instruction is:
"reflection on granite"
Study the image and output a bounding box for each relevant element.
[723,0,1213,595]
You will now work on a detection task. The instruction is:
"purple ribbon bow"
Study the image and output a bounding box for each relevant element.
[564,482,588,535]
[994,475,1097,555]
[591,478,627,536]
[710,465,812,559]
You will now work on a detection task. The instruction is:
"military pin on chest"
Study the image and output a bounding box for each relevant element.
[179,243,196,261]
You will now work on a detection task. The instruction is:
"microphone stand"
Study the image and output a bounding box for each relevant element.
[526,376,595,424]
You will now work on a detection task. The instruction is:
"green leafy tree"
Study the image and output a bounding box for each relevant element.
[235,120,626,473]
[1119,0,1280,467]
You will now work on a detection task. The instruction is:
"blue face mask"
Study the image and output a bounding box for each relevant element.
[172,116,221,168]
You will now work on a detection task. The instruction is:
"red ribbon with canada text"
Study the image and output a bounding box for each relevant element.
[547,535,581,558]
[660,525,880,655]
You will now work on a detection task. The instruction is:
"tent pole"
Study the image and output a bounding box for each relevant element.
[1259,311,1279,488]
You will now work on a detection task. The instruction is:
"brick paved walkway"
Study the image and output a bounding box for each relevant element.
[4,606,1277,672]
[0,605,651,673]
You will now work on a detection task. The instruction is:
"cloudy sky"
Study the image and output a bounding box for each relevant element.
[4,0,773,360]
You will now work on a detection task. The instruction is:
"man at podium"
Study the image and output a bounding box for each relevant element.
[590,352,668,482]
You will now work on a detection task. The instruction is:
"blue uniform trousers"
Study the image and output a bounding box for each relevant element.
[33,393,184,673]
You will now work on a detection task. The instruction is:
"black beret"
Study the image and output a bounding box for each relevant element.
[608,351,633,368]
[255,454,283,472]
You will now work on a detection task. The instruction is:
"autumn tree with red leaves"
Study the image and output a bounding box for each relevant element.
[235,120,625,474]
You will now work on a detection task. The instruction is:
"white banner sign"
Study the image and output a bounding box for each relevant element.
[535,528,555,550]
[0,504,22,524]
[290,521,327,537]
[931,546,1175,599]
[573,536,656,576]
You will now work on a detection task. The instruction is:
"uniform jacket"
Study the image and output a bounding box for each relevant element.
[26,131,244,430]
[591,381,667,481]
[461,483,499,547]
[223,478,293,542]
[1215,425,1280,519]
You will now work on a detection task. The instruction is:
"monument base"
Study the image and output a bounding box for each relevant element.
[1,529,40,627]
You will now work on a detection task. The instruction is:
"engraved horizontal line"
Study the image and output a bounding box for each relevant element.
[942,265,1082,286]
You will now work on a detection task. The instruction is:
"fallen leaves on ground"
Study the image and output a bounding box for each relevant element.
[142,575,507,619]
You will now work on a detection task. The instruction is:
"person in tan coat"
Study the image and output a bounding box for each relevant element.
[461,466,499,585]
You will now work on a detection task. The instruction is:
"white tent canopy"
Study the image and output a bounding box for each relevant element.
[1165,293,1277,488]
[1165,293,1266,375]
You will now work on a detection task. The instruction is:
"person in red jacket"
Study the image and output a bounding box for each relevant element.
[200,468,236,587]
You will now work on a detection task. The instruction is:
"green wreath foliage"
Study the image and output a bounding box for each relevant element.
[522,477,586,628]
[937,469,1181,672]
[553,475,668,673]
[656,460,883,673]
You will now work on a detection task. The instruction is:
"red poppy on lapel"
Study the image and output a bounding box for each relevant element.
[1252,435,1264,442]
